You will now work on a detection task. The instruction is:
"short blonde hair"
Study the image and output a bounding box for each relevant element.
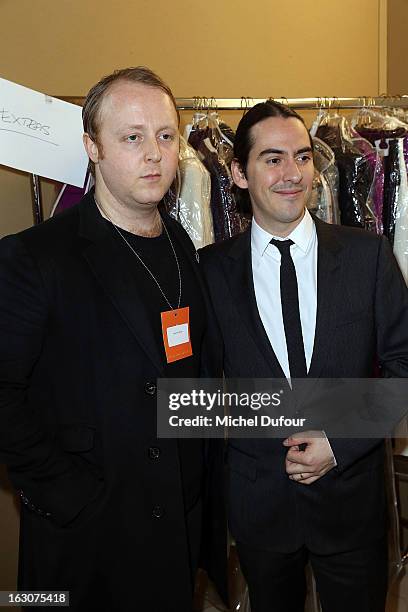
[82,66,179,173]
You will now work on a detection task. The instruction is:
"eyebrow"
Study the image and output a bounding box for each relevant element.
[258,146,313,158]
[120,124,177,132]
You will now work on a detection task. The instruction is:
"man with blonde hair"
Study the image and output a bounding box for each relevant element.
[0,67,226,611]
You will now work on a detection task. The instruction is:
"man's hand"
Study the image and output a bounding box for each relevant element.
[283,431,336,485]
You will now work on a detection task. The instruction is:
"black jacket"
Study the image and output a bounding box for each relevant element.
[0,191,227,611]
[200,217,408,555]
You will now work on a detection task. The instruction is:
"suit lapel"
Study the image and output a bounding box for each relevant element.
[224,230,286,378]
[224,217,344,380]
[79,193,164,374]
[308,218,343,378]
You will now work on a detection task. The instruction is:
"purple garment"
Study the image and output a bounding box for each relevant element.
[52,184,86,215]
[372,157,385,234]
[51,171,92,217]
[188,125,211,152]
[201,147,241,241]
[357,127,408,238]
[352,128,383,234]
[356,126,406,147]
[188,126,241,241]
[404,136,408,178]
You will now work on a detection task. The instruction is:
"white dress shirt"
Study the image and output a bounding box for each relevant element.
[251,210,336,463]
[251,208,318,380]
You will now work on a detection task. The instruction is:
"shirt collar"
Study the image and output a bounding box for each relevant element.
[251,208,315,258]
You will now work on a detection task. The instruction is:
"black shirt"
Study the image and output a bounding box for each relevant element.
[108,218,206,510]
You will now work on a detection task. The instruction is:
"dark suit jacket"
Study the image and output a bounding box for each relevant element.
[0,192,226,611]
[200,217,408,555]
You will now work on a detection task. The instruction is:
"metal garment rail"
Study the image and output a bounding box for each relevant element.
[59,95,408,110]
[174,95,408,110]
[30,94,408,223]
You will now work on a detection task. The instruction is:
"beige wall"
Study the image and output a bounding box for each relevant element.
[1,0,383,98]
[388,0,408,93]
[0,0,394,597]
[1,0,385,235]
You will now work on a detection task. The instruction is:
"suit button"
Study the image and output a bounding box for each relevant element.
[145,382,156,396]
[152,505,164,518]
[148,447,161,460]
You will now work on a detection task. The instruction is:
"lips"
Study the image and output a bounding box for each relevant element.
[274,189,303,196]
[141,173,161,181]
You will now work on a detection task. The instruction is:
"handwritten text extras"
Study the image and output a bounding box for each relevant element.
[0,108,51,136]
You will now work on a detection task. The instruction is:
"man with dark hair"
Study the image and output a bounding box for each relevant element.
[200,100,408,612]
[0,67,226,611]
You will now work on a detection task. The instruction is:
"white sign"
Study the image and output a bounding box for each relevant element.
[0,78,88,187]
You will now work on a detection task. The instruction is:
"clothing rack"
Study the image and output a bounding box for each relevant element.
[30,94,408,224]
[61,95,408,111]
[174,95,408,111]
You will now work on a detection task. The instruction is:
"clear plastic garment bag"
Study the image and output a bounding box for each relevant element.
[313,109,380,232]
[187,110,245,241]
[353,106,408,283]
[308,136,340,225]
[163,136,215,250]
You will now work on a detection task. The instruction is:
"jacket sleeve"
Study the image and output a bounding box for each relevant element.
[0,234,103,525]
[376,235,408,376]
[329,235,408,471]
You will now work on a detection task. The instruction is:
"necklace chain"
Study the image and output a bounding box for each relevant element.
[94,198,182,310]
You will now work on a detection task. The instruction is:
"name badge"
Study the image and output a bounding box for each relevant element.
[161,306,193,363]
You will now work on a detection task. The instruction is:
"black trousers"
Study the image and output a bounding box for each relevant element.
[236,537,388,612]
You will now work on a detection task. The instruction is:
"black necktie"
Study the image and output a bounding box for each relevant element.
[271,239,307,379]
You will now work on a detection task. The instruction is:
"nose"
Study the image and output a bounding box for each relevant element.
[282,158,302,184]
[144,137,161,163]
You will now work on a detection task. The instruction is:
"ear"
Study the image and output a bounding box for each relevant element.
[83,133,100,164]
[231,159,248,189]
